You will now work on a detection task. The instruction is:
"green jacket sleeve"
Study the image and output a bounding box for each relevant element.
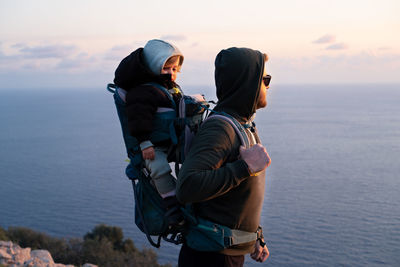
[176,119,251,204]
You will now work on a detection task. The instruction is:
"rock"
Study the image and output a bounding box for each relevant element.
[0,240,30,266]
[24,256,46,266]
[0,247,12,259]
[30,249,54,264]
[13,247,31,265]
[0,241,98,267]
[0,249,12,265]
[0,240,13,247]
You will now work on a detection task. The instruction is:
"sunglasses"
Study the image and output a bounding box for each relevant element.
[262,75,271,87]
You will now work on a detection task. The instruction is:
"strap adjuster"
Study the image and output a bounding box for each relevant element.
[256,226,265,247]
[256,226,264,239]
[224,236,233,247]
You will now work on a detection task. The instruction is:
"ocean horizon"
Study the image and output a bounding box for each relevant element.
[1,84,399,266]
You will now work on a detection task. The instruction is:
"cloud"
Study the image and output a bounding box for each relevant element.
[2,51,400,89]
[11,43,26,49]
[269,52,400,84]
[313,34,336,44]
[326,43,349,50]
[18,44,78,59]
[0,43,82,72]
[159,34,187,41]
[0,42,127,77]
[57,58,85,69]
[0,47,24,69]
[21,62,42,70]
[103,45,132,61]
[56,53,97,70]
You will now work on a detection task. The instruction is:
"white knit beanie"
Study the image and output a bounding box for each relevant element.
[142,39,184,75]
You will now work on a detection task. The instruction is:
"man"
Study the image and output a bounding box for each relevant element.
[176,47,272,267]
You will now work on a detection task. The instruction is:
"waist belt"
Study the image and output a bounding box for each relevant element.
[227,227,263,247]
[183,211,264,251]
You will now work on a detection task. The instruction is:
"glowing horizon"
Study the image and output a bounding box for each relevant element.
[0,0,399,89]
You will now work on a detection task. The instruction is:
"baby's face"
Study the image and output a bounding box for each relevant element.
[161,58,180,81]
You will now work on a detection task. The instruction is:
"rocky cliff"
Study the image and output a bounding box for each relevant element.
[0,241,97,267]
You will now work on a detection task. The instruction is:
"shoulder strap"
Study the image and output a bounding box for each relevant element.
[204,114,251,148]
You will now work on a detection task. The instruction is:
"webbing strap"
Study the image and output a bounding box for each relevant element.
[226,226,263,246]
[230,229,258,245]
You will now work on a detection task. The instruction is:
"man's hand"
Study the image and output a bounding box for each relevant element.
[250,239,270,262]
[239,144,271,174]
[142,146,155,160]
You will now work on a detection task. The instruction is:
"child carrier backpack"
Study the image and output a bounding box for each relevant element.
[107,82,262,250]
[107,82,209,248]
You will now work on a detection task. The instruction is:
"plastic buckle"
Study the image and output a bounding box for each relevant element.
[224,236,233,247]
[256,226,264,239]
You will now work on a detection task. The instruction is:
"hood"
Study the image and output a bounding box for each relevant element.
[142,39,184,75]
[113,48,174,90]
[214,47,265,122]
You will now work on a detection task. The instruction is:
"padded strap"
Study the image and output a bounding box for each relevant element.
[204,114,251,148]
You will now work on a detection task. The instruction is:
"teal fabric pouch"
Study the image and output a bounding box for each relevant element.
[185,217,233,251]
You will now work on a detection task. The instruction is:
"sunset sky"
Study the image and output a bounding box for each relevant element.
[1,0,399,89]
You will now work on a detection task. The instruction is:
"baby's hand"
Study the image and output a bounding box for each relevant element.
[142,146,155,160]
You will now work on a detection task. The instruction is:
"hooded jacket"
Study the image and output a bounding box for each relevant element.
[176,47,266,255]
[113,43,183,145]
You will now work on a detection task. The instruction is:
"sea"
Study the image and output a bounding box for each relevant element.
[1,84,399,266]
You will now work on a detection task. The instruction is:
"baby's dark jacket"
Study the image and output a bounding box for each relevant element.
[113,48,180,145]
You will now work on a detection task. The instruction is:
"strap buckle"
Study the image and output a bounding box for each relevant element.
[224,236,233,247]
[256,226,266,247]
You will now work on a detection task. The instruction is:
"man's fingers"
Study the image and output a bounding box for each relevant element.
[250,240,270,262]
[259,244,270,262]
[250,252,259,261]
[250,242,262,261]
[260,250,269,262]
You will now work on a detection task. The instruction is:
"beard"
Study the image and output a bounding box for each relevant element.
[256,98,267,109]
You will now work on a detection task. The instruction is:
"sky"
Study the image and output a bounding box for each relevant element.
[0,0,399,89]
